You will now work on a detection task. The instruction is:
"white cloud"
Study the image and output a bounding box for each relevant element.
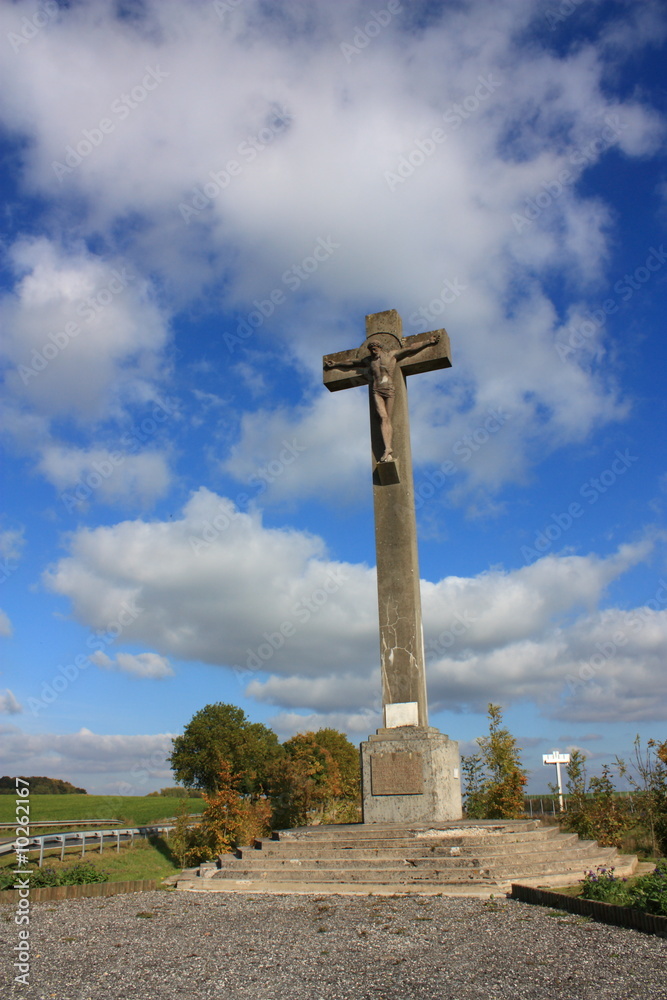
[0,611,13,638]
[0,725,175,792]
[41,490,667,723]
[38,445,171,510]
[0,237,169,425]
[0,527,25,562]
[0,690,22,714]
[44,486,376,676]
[268,709,382,743]
[90,650,174,679]
[0,0,663,500]
[0,237,174,509]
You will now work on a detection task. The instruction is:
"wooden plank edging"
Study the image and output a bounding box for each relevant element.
[0,878,160,903]
[510,883,667,937]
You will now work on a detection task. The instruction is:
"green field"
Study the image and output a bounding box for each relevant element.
[0,795,204,827]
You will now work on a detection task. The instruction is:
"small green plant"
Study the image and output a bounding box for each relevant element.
[627,860,667,916]
[27,867,61,888]
[58,862,108,885]
[579,866,628,903]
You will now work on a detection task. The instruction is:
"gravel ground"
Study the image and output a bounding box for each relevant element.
[2,890,666,1000]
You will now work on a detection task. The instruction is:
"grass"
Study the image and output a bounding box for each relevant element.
[0,836,181,884]
[0,795,203,827]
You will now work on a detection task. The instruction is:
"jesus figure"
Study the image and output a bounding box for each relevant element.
[324,333,439,462]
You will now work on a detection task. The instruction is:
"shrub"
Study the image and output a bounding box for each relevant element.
[627,860,667,916]
[168,758,273,867]
[58,862,108,885]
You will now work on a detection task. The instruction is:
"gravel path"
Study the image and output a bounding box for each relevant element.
[2,890,666,1000]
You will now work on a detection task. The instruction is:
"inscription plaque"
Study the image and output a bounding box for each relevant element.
[370,751,424,795]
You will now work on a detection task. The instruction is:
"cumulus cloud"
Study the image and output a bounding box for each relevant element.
[0,236,174,508]
[0,690,22,714]
[0,725,175,793]
[0,237,168,425]
[90,650,175,679]
[0,527,25,562]
[0,0,663,501]
[38,445,171,510]
[41,490,667,724]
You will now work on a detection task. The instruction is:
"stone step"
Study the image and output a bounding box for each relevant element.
[211,857,621,884]
[222,844,611,875]
[251,828,562,855]
[177,822,638,896]
[212,867,498,883]
[242,830,576,860]
[271,819,543,841]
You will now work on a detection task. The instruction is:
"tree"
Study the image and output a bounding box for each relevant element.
[617,736,667,855]
[460,704,528,819]
[170,758,272,867]
[309,728,361,800]
[169,703,282,795]
[561,749,631,848]
[268,732,343,828]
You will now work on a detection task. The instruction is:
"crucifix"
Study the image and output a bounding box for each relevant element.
[323,309,460,823]
[323,309,452,731]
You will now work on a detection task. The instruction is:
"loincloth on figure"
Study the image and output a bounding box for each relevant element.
[373,383,395,400]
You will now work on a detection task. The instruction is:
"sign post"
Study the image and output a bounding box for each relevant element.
[543,752,571,812]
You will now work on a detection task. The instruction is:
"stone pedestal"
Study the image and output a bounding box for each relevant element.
[361,726,463,824]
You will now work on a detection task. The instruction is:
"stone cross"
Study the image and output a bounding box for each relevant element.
[323,309,452,730]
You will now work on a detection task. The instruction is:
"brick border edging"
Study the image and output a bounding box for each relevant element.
[0,878,159,903]
[510,883,667,937]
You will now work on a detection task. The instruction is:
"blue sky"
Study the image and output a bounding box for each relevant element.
[0,0,666,795]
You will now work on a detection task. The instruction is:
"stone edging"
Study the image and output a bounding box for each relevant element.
[510,883,667,937]
[0,878,160,903]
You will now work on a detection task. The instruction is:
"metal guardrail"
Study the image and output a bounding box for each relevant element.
[0,819,118,830]
[1,825,176,866]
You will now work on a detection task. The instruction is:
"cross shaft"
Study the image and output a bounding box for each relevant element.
[323,309,452,728]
